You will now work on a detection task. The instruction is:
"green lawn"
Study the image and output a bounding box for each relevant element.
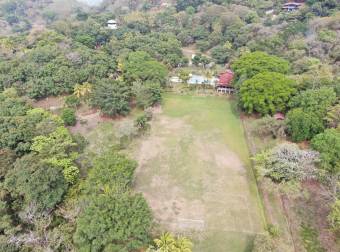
[132,94,265,252]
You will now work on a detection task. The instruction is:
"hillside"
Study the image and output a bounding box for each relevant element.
[0,0,339,252]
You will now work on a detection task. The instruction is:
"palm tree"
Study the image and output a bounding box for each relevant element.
[154,232,176,252]
[147,233,193,252]
[175,236,193,252]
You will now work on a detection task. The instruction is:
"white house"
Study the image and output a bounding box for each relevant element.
[107,20,118,30]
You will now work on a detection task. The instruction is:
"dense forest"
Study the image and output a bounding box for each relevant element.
[0,0,339,251]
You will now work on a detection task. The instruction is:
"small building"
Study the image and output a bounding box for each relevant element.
[274,112,285,120]
[282,2,302,12]
[107,19,118,30]
[170,76,182,84]
[216,70,234,94]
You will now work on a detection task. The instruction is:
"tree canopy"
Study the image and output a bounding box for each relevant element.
[240,72,296,115]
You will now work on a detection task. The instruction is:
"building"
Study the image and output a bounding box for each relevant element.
[216,70,234,94]
[107,20,118,30]
[274,112,285,120]
[169,76,182,84]
[282,2,302,12]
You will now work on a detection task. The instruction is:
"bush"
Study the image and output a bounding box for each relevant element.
[61,108,76,126]
[64,95,80,108]
[253,143,319,182]
[286,108,324,142]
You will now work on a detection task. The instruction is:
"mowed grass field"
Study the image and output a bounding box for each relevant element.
[132,94,265,252]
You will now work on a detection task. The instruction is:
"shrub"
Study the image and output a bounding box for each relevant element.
[253,143,319,182]
[61,108,76,126]
[64,95,80,108]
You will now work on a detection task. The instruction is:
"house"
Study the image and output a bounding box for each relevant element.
[107,20,118,30]
[274,112,285,120]
[169,76,182,84]
[216,70,234,94]
[282,2,302,12]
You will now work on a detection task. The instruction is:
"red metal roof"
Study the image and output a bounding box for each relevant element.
[218,70,234,87]
[274,112,285,120]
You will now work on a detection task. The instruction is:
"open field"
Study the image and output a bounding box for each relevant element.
[131,94,265,252]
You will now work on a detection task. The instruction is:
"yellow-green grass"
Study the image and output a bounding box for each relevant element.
[132,94,265,252]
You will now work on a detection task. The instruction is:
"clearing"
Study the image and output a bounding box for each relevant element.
[131,94,265,252]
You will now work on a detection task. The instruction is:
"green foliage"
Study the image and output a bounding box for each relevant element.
[61,108,77,126]
[329,199,340,233]
[287,108,324,142]
[300,224,325,252]
[147,232,193,252]
[132,81,162,109]
[211,45,232,64]
[90,79,131,116]
[84,151,137,194]
[240,72,296,115]
[0,149,16,178]
[64,95,81,108]
[4,154,67,211]
[135,114,149,132]
[311,129,340,175]
[31,127,79,184]
[289,87,336,116]
[232,51,290,81]
[74,190,152,252]
[176,0,204,11]
[122,51,168,85]
[0,92,63,154]
[324,104,340,128]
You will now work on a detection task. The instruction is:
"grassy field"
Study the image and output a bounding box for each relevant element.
[131,94,265,252]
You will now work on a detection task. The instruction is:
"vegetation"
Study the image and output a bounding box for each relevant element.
[0,0,339,251]
[240,72,296,115]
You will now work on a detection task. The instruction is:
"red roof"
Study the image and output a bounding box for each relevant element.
[274,112,285,120]
[218,70,234,87]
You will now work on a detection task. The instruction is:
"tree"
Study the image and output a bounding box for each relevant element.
[311,129,340,176]
[253,143,319,182]
[231,51,290,81]
[73,82,92,101]
[84,151,137,194]
[176,0,204,11]
[147,233,193,252]
[132,81,162,109]
[211,45,232,64]
[90,79,131,116]
[289,87,336,116]
[30,127,79,184]
[286,108,325,142]
[240,72,296,115]
[4,154,67,211]
[74,191,152,252]
[61,108,76,126]
[122,51,168,85]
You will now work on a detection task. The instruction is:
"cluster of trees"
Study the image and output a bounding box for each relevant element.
[0,88,193,251]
